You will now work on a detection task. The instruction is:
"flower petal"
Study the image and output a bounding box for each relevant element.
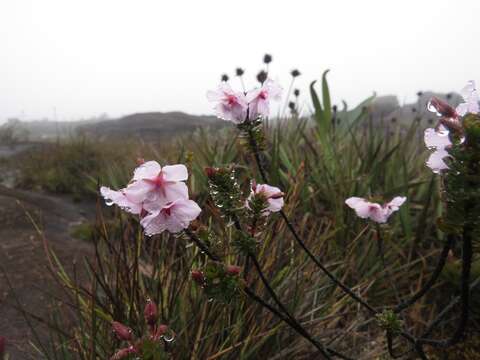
[162,164,188,182]
[424,126,451,150]
[100,186,143,214]
[426,148,450,173]
[345,197,372,219]
[133,161,161,181]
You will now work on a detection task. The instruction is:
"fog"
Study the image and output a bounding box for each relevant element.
[1,0,479,122]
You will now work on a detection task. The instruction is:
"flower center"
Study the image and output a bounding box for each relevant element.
[161,203,174,216]
[227,95,238,106]
[259,90,268,100]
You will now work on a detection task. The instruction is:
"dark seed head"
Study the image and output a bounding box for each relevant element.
[256,70,268,84]
[290,69,301,77]
[263,54,272,64]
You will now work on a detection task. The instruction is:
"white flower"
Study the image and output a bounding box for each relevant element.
[345,196,406,223]
[456,80,479,116]
[424,125,452,173]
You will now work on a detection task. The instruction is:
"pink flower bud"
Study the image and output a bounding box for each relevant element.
[191,270,205,284]
[269,192,285,200]
[112,321,133,341]
[144,299,158,326]
[110,346,137,360]
[136,158,145,165]
[251,179,257,192]
[205,167,218,179]
[226,265,241,276]
[0,336,5,357]
[152,324,169,341]
[427,97,457,119]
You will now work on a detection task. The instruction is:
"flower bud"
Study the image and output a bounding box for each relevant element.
[251,179,257,192]
[269,192,285,200]
[205,167,218,179]
[144,299,158,326]
[111,346,137,360]
[191,270,205,284]
[153,324,168,340]
[427,97,457,119]
[226,265,241,276]
[0,336,5,357]
[112,321,133,341]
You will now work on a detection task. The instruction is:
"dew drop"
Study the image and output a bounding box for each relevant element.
[427,100,441,116]
[163,332,175,342]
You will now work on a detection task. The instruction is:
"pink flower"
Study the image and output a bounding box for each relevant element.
[124,161,189,208]
[100,186,144,215]
[424,125,452,173]
[249,183,284,215]
[345,196,406,224]
[140,198,201,235]
[246,79,282,120]
[456,80,479,116]
[207,82,248,123]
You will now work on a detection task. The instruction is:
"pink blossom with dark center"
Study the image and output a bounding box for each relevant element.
[246,79,282,120]
[140,198,201,235]
[207,82,248,123]
[124,161,189,208]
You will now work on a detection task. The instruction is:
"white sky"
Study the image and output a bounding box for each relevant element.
[1,0,479,122]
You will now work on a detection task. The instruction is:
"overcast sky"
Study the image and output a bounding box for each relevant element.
[1,0,479,122]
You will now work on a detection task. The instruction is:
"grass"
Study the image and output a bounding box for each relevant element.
[11,78,480,359]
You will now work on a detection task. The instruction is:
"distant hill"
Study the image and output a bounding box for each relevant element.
[0,118,97,141]
[366,91,463,127]
[1,112,229,142]
[78,111,229,140]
